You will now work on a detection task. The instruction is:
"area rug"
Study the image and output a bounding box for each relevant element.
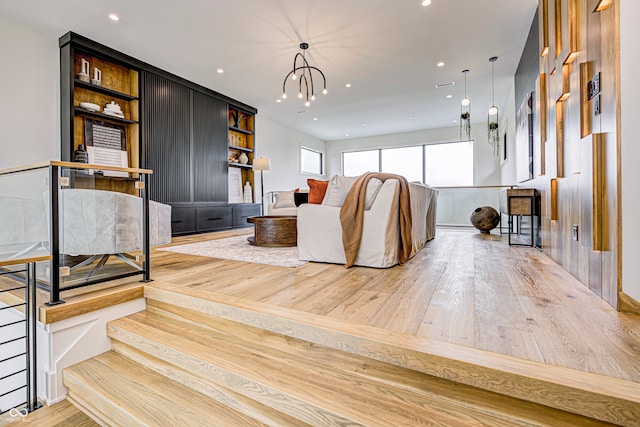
[157,235,306,268]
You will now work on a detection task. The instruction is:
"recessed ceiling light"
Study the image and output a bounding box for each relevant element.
[453,120,457,123]
[108,13,120,21]
[276,99,282,103]
[345,83,352,88]
[345,133,350,137]
[313,117,318,121]
[409,116,415,119]
[216,68,224,74]
[446,95,453,99]
[437,61,445,67]
[421,0,432,6]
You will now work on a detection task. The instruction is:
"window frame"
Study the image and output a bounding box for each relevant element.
[341,140,474,186]
[299,146,324,176]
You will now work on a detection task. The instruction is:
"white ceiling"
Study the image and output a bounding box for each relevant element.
[0,0,538,141]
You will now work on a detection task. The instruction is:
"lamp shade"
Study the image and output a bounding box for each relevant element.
[253,157,271,171]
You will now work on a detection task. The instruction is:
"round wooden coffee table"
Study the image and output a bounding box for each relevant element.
[247,215,297,247]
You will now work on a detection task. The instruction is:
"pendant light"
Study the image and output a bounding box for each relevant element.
[460,69,471,140]
[488,56,500,156]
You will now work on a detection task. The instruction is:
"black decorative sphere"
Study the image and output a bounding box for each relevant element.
[470,206,500,233]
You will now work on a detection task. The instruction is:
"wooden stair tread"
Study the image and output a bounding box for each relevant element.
[107,309,606,427]
[143,284,640,426]
[145,299,613,426]
[63,351,268,427]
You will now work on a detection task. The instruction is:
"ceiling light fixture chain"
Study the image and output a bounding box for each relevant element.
[460,69,471,141]
[282,42,327,108]
[488,56,500,157]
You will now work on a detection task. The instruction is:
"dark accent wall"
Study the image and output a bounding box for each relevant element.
[142,73,192,203]
[193,92,228,202]
[515,11,540,109]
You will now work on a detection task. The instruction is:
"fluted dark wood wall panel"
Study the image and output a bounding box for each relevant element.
[193,92,228,202]
[142,72,192,203]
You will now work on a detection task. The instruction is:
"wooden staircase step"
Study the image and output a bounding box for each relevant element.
[144,284,640,426]
[63,351,269,427]
[145,298,613,427]
[107,309,607,427]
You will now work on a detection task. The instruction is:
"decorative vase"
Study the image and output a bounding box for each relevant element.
[238,152,249,164]
[74,144,88,163]
[470,206,500,234]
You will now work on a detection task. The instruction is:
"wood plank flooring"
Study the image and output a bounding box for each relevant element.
[147,227,640,384]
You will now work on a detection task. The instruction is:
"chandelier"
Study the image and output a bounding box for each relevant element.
[281,43,327,107]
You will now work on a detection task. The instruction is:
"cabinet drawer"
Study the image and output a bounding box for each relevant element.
[233,204,261,228]
[196,206,232,232]
[171,207,196,235]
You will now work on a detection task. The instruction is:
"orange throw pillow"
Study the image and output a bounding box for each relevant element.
[307,179,329,204]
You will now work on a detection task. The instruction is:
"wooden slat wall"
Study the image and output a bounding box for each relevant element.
[533,0,619,308]
[193,92,228,202]
[142,73,192,203]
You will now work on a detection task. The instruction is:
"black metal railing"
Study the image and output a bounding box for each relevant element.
[0,257,48,419]
[0,161,153,306]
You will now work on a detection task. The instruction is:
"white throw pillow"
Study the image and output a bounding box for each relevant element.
[274,191,296,209]
[322,175,383,210]
[322,175,357,206]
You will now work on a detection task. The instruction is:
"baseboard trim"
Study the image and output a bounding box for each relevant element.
[619,291,640,315]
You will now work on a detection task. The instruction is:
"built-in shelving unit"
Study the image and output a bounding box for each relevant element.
[60,32,260,236]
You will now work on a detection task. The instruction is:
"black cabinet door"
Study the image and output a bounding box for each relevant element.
[196,206,232,232]
[142,72,192,203]
[193,92,228,202]
[171,207,196,235]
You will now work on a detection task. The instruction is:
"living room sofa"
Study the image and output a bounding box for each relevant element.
[297,176,438,268]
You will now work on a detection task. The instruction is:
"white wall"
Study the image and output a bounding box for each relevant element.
[620,0,640,302]
[0,14,59,169]
[326,122,504,186]
[254,115,326,200]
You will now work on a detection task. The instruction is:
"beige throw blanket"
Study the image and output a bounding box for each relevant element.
[340,173,412,268]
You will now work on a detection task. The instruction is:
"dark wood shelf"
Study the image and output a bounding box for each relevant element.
[228,145,253,153]
[74,79,138,101]
[228,162,253,169]
[74,107,137,124]
[228,126,253,135]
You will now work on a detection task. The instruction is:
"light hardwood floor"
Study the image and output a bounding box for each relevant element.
[148,227,640,383]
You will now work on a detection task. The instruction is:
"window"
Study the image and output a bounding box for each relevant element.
[341,140,474,186]
[343,150,378,176]
[300,147,323,175]
[424,141,473,186]
[381,146,423,182]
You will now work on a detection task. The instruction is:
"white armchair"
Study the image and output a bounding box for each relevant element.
[297,179,437,268]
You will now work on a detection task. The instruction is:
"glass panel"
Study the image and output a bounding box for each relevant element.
[435,187,502,226]
[425,141,474,186]
[59,165,145,287]
[0,167,50,264]
[343,150,379,177]
[381,146,423,182]
[300,147,323,175]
